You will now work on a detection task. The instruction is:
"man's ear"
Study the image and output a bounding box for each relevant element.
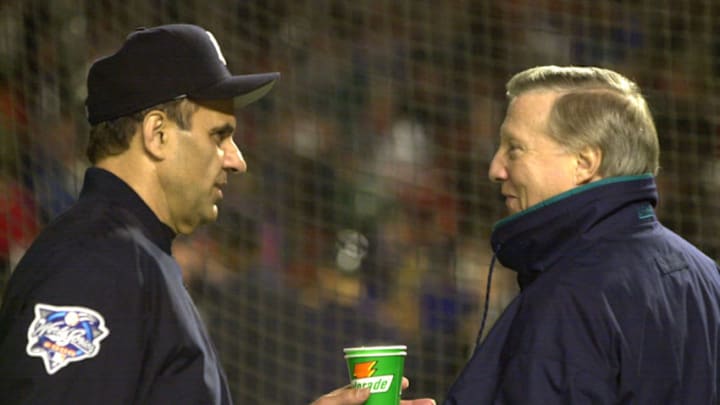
[141,110,168,160]
[575,145,602,184]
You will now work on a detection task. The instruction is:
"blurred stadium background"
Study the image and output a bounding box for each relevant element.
[0,0,718,403]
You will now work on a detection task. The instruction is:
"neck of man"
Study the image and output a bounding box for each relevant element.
[95,151,175,233]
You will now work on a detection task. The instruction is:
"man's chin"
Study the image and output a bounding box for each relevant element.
[505,199,521,214]
[194,206,220,229]
[202,205,220,224]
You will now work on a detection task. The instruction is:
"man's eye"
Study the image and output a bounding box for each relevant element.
[507,144,522,158]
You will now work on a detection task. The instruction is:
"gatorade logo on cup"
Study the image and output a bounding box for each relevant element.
[353,360,378,378]
[352,361,394,393]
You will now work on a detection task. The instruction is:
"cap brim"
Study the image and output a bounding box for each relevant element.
[189,72,280,107]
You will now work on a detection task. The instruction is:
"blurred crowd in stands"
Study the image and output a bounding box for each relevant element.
[1,0,718,402]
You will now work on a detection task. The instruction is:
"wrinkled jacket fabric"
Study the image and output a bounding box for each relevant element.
[445,175,720,404]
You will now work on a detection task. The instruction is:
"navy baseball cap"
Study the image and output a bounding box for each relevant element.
[85,24,280,125]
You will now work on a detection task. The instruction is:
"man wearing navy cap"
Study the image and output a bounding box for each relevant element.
[0,23,278,404]
[0,24,434,405]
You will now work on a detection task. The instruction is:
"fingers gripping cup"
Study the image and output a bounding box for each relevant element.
[344,346,407,405]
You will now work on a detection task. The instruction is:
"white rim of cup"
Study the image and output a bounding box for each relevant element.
[343,345,407,352]
[344,351,407,359]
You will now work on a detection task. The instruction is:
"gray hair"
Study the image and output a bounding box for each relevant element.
[506,65,660,176]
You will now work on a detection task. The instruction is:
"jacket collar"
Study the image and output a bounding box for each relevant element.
[79,167,176,254]
[490,174,658,289]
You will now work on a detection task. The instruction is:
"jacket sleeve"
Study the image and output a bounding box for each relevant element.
[0,246,150,404]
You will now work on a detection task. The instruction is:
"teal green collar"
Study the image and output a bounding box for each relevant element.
[492,174,654,230]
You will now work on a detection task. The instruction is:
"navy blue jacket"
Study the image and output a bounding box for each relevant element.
[0,168,232,404]
[445,175,720,404]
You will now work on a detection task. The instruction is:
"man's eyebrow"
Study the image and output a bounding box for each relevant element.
[209,123,235,137]
[498,126,514,142]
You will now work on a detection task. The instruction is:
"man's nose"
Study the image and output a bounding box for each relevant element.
[488,152,506,183]
[224,140,247,173]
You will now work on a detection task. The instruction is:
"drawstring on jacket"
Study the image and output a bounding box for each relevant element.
[475,251,498,347]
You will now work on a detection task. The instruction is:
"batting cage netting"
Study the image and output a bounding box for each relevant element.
[1,0,718,402]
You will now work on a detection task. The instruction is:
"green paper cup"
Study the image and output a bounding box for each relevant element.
[344,345,407,405]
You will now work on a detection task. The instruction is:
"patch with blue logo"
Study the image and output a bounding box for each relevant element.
[26,303,110,375]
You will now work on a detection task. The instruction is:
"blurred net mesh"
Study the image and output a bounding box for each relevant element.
[1,0,718,402]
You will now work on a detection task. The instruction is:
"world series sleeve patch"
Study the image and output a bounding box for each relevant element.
[26,303,110,375]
